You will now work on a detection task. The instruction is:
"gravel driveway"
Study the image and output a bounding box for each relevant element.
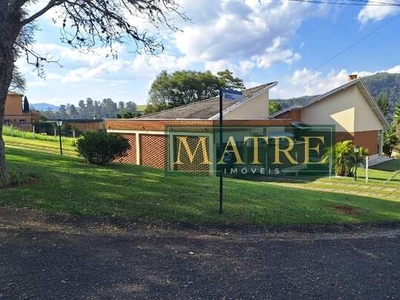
[1,207,399,299]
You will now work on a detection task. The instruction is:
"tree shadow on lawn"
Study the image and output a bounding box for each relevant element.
[5,147,400,226]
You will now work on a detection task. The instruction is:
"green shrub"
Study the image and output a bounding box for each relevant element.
[76,131,130,165]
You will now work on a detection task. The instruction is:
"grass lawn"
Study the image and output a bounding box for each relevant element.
[4,135,77,157]
[136,104,147,113]
[371,159,400,172]
[2,144,400,226]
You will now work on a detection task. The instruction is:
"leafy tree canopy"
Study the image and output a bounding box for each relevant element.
[268,102,282,115]
[146,69,245,113]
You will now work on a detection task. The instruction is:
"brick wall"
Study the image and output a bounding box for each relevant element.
[107,119,294,172]
[140,134,167,169]
[354,130,379,155]
[274,109,301,120]
[110,119,381,170]
[334,131,378,155]
[115,134,136,164]
[334,132,354,143]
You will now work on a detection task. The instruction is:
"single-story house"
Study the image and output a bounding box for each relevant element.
[3,92,40,131]
[105,76,389,172]
[269,76,389,156]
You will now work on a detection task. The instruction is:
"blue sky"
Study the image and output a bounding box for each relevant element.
[17,0,400,106]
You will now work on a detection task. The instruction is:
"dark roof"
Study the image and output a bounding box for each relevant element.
[141,82,277,120]
[47,119,103,123]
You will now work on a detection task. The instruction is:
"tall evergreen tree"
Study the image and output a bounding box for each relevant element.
[23,96,29,112]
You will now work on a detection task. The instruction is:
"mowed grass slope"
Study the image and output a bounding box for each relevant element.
[4,135,77,156]
[2,145,400,226]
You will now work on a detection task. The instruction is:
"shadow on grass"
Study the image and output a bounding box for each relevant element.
[3,147,400,226]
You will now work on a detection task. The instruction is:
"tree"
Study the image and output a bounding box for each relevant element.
[392,102,400,142]
[23,96,29,112]
[11,67,26,92]
[324,140,368,177]
[376,91,389,117]
[217,70,245,90]
[68,104,77,119]
[269,102,282,115]
[394,103,400,126]
[147,69,245,112]
[125,101,137,112]
[0,0,185,186]
[383,125,399,157]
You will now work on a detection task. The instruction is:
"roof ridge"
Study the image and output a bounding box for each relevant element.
[139,96,219,119]
[140,83,276,119]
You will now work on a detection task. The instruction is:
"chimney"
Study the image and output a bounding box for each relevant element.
[348,74,358,81]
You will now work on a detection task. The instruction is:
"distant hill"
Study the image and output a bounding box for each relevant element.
[270,95,316,111]
[271,72,400,121]
[136,104,147,113]
[361,73,400,120]
[30,103,59,112]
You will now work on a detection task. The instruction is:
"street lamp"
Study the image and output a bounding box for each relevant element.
[56,120,63,155]
[354,145,360,181]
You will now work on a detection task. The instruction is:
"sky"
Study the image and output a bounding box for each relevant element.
[16,0,400,106]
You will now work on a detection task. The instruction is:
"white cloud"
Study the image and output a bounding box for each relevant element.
[51,50,194,84]
[174,0,327,71]
[358,2,400,24]
[252,37,301,69]
[271,64,400,99]
[386,65,400,73]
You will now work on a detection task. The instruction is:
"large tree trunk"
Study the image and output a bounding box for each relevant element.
[0,10,21,187]
[0,50,15,187]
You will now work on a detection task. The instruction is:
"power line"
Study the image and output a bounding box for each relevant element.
[310,13,400,72]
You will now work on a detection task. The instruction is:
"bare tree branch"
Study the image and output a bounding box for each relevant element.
[21,0,61,26]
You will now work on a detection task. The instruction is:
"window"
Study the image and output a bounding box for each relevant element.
[19,119,27,124]
[3,119,11,126]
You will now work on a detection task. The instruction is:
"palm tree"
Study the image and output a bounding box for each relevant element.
[324,140,368,177]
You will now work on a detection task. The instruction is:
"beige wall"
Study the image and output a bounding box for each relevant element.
[5,93,23,115]
[300,85,383,133]
[353,86,383,132]
[224,90,269,120]
[4,93,40,131]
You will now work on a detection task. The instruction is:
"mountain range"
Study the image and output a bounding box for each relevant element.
[30,103,59,112]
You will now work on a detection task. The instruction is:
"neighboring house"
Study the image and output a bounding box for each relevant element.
[4,92,40,131]
[105,78,388,172]
[269,76,389,155]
